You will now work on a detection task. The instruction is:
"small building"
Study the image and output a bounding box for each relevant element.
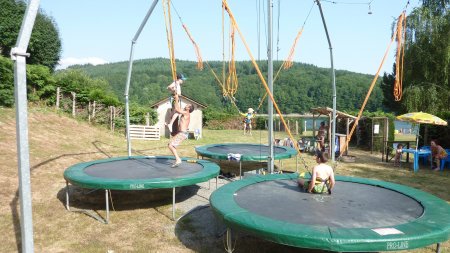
[310,107,357,156]
[150,95,207,138]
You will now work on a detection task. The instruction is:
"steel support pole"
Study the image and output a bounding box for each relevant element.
[226,228,233,253]
[267,0,275,173]
[105,190,109,224]
[172,187,176,220]
[316,0,337,162]
[124,0,160,156]
[65,181,70,211]
[239,161,242,179]
[12,0,41,252]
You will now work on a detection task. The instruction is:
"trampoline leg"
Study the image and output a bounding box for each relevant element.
[172,187,176,220]
[226,228,234,253]
[239,161,242,180]
[208,179,211,190]
[65,181,70,211]
[105,190,109,224]
[436,243,441,253]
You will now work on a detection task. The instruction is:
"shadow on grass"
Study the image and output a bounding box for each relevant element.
[55,184,201,223]
[175,205,331,253]
[10,148,115,252]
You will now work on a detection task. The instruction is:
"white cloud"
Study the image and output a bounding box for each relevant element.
[57,57,109,69]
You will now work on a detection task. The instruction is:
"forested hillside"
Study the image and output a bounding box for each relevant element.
[70,58,384,114]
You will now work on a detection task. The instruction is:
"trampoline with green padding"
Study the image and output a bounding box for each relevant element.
[64,156,220,223]
[210,173,450,252]
[195,143,298,177]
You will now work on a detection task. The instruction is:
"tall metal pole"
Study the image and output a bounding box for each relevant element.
[124,0,160,156]
[316,0,337,162]
[11,0,41,252]
[267,0,274,173]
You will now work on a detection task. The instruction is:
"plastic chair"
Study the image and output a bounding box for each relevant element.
[194,129,201,140]
[297,139,305,152]
[439,148,450,171]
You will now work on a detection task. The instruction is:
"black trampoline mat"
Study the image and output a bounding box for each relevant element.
[234,179,424,228]
[84,158,203,180]
[207,144,287,156]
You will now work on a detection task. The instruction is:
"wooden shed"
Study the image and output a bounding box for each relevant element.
[150,95,207,138]
[310,107,357,156]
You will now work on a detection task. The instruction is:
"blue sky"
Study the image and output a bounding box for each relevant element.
[39,0,420,74]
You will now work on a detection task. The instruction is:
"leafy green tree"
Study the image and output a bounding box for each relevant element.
[382,0,449,114]
[0,56,14,107]
[0,0,61,70]
[54,69,121,106]
[26,64,56,102]
[0,55,56,106]
[27,14,62,70]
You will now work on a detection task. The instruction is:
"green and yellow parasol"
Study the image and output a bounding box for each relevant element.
[396,112,448,149]
[396,112,448,126]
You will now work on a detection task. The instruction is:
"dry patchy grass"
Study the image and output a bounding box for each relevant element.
[0,106,448,253]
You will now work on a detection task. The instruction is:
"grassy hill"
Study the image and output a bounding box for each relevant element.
[0,106,448,252]
[69,58,385,114]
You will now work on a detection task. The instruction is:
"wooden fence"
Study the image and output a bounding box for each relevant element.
[129,125,160,140]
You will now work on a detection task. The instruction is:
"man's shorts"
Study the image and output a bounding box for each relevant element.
[169,131,188,148]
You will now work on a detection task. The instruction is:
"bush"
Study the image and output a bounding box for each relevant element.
[0,56,14,107]
[203,107,235,127]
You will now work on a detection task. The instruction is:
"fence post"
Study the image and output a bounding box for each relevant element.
[296,120,299,135]
[56,87,60,110]
[71,92,76,117]
[88,101,91,122]
[92,101,96,118]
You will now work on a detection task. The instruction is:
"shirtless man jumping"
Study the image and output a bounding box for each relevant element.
[168,93,194,167]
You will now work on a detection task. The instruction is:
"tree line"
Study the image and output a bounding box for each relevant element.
[70,58,384,115]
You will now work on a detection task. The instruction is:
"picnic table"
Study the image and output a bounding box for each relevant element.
[401,148,432,173]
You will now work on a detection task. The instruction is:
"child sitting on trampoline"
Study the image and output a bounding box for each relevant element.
[165,73,187,133]
[298,151,335,194]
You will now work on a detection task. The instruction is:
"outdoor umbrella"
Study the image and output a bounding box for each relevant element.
[396,112,448,149]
